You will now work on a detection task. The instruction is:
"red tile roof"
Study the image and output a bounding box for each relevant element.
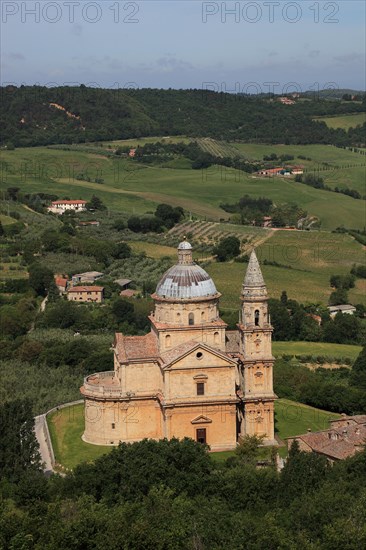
[67,286,104,293]
[55,276,68,288]
[114,332,159,363]
[120,289,137,297]
[289,422,366,460]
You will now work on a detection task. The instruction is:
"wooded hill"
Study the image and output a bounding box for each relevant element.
[1,85,365,147]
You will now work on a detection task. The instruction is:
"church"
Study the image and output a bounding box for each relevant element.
[81,241,277,451]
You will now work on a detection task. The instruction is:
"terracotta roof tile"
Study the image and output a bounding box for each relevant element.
[225,330,240,353]
[55,276,68,287]
[291,424,366,460]
[161,340,199,365]
[115,332,159,363]
[67,286,104,293]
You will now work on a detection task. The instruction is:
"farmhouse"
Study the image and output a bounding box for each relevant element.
[328,304,356,318]
[67,286,104,303]
[72,271,104,285]
[48,199,87,214]
[256,167,290,177]
[278,97,295,105]
[286,415,366,462]
[54,275,69,293]
[81,242,277,450]
[290,166,304,175]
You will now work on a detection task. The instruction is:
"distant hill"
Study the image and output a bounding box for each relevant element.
[302,88,365,100]
[1,85,365,147]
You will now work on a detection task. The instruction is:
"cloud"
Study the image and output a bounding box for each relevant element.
[156,57,194,72]
[6,53,25,61]
[333,53,365,64]
[268,51,278,57]
[308,50,320,58]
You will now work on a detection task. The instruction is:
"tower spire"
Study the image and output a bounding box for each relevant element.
[242,250,267,299]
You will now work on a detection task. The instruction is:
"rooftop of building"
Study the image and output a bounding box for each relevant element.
[51,200,87,205]
[288,420,366,461]
[67,286,104,293]
[155,239,219,300]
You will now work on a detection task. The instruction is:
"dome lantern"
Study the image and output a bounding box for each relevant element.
[178,238,193,265]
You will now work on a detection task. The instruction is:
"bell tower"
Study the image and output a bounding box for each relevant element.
[238,251,276,443]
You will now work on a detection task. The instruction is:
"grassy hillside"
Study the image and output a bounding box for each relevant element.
[206,229,365,307]
[272,342,361,360]
[275,399,340,439]
[314,113,366,130]
[1,145,365,229]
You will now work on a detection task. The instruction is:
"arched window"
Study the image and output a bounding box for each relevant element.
[177,312,181,323]
[201,311,206,322]
[189,312,194,326]
[165,335,171,348]
[214,331,219,344]
[254,310,260,326]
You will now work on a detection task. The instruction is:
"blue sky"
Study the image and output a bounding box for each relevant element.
[2,1,365,91]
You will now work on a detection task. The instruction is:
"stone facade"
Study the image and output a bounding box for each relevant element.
[81,243,277,450]
[67,286,104,303]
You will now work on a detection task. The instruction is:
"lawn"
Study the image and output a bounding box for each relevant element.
[272,341,362,360]
[47,403,112,470]
[1,144,365,229]
[275,399,340,439]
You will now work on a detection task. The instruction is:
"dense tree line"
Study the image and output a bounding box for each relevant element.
[269,292,365,344]
[221,195,307,227]
[274,354,366,415]
[1,431,366,548]
[2,85,365,147]
[127,203,184,233]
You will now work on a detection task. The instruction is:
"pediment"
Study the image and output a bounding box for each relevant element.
[164,342,237,370]
[191,415,212,424]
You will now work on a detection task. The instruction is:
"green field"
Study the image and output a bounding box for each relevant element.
[313,113,366,130]
[206,228,365,307]
[47,399,339,470]
[1,144,365,229]
[129,241,176,258]
[272,341,361,360]
[232,142,366,196]
[105,135,191,147]
[0,214,17,225]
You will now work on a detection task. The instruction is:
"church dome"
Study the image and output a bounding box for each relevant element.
[155,240,218,300]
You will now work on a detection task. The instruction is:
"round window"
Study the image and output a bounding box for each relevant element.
[196,352,203,359]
